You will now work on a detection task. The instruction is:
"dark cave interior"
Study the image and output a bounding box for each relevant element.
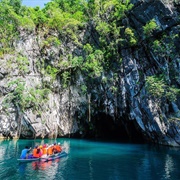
[88,113,145,143]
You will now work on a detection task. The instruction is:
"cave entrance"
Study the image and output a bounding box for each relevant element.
[91,113,145,143]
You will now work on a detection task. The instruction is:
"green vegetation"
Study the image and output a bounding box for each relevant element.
[143,19,159,36]
[0,0,179,118]
[146,74,180,102]
[0,0,133,71]
[45,65,59,80]
[145,21,179,103]
[16,55,30,75]
[152,34,178,59]
[124,27,137,46]
[3,79,51,112]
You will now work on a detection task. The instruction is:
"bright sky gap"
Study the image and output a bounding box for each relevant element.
[22,0,52,8]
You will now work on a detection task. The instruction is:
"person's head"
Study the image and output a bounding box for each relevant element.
[43,144,46,148]
[25,146,29,149]
[37,148,40,153]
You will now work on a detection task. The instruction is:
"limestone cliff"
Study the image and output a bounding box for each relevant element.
[0,0,180,146]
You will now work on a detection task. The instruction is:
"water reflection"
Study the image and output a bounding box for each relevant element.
[17,157,67,180]
[31,159,60,170]
[164,154,174,179]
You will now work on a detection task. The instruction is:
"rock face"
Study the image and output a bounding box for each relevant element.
[122,0,180,146]
[0,0,180,146]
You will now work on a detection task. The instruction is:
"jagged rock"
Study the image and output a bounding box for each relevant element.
[0,0,180,146]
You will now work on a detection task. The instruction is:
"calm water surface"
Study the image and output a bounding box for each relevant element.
[0,138,180,180]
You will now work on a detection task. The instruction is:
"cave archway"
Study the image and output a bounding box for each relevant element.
[89,112,145,143]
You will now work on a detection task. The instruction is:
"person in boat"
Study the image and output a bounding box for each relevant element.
[20,146,31,159]
[54,143,62,153]
[41,144,48,158]
[47,144,53,156]
[53,143,58,154]
[32,146,41,158]
[57,143,62,152]
[39,145,43,157]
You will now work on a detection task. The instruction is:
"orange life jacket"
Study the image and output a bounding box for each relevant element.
[56,145,62,152]
[42,147,47,155]
[33,148,39,158]
[47,147,53,155]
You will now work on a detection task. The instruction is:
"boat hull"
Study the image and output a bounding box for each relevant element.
[17,151,67,163]
[40,151,67,162]
[17,158,40,162]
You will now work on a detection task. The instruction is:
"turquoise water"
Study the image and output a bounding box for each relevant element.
[0,139,180,180]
